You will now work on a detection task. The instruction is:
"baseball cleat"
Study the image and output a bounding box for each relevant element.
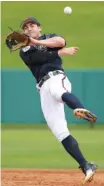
[73,108,97,123]
[79,162,97,184]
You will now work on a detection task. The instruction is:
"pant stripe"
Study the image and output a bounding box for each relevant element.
[62,76,68,92]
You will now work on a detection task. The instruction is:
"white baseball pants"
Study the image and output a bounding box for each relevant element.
[38,72,72,142]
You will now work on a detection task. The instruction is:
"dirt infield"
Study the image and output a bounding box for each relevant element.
[2,169,104,186]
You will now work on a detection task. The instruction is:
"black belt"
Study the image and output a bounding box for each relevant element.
[38,70,64,88]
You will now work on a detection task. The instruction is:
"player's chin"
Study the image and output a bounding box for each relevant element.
[29,33,36,38]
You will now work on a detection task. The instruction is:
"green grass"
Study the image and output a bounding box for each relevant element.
[2,124,104,169]
[1,1,104,68]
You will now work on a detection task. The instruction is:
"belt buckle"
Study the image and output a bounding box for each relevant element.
[48,71,53,77]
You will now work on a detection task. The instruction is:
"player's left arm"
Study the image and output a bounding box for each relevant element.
[29,36,66,48]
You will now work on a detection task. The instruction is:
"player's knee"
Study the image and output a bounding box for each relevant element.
[49,87,61,100]
[56,131,70,142]
[49,122,70,142]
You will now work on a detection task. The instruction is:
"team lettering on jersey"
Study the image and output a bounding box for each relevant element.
[22,45,47,52]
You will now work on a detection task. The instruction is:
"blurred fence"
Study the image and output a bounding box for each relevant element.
[1,69,104,124]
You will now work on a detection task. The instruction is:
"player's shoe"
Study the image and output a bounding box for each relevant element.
[79,162,97,184]
[73,108,97,123]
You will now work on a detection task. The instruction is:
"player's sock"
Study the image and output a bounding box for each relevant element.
[62,135,87,167]
[62,92,84,109]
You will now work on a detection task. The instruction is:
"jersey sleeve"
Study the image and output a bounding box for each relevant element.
[47,33,66,46]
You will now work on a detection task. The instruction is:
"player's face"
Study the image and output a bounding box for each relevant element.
[23,23,41,39]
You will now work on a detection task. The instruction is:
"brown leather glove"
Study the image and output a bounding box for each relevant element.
[6,31,30,51]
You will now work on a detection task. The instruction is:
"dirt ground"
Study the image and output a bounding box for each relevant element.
[2,169,104,186]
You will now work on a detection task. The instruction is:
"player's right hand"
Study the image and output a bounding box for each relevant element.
[58,47,79,56]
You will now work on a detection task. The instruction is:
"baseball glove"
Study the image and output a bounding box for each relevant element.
[6,29,30,51]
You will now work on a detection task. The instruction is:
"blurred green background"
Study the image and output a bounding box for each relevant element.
[1,1,104,169]
[1,1,104,68]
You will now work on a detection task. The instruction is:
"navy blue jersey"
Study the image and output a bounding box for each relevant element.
[19,33,65,83]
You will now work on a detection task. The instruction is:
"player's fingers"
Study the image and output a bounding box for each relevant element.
[71,52,75,55]
[72,47,79,51]
[74,47,79,51]
[75,47,79,49]
[74,49,79,54]
[72,50,78,55]
[72,50,77,54]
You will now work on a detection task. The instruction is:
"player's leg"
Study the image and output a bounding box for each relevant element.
[40,82,87,166]
[48,74,97,122]
[62,91,84,109]
[62,93,97,123]
[48,74,97,181]
[39,77,97,182]
[62,136,97,183]
[59,75,97,123]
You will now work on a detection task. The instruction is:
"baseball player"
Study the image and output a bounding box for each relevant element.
[6,17,97,183]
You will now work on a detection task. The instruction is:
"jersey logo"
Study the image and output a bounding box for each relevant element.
[34,45,47,52]
[22,46,31,52]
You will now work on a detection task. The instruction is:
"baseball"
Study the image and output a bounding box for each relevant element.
[64,6,72,15]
